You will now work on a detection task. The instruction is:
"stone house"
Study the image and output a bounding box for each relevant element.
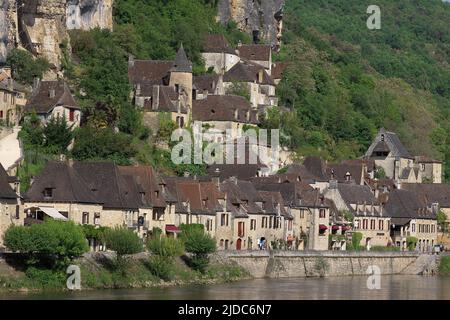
[384,189,437,251]
[128,45,192,129]
[201,34,240,74]
[25,80,81,129]
[223,60,277,108]
[220,178,290,250]
[364,128,442,184]
[0,164,22,248]
[24,161,168,245]
[401,183,450,232]
[324,182,390,248]
[271,61,289,85]
[237,44,272,73]
[0,67,23,127]
[192,94,259,142]
[253,180,331,251]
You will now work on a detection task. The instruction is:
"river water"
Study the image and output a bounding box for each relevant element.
[1,275,450,300]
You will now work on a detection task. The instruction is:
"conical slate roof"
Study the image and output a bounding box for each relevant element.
[170,44,192,73]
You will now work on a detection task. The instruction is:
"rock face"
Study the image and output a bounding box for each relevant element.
[0,0,8,64]
[2,0,112,72]
[66,0,113,31]
[217,0,284,50]
[19,0,69,70]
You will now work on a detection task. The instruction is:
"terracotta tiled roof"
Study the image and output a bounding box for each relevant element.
[271,61,289,80]
[224,61,274,85]
[25,81,79,114]
[192,95,259,124]
[402,183,450,208]
[238,44,271,62]
[193,75,220,92]
[25,161,100,204]
[128,60,173,85]
[384,189,435,223]
[203,34,236,55]
[0,164,18,200]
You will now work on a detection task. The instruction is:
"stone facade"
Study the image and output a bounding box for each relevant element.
[0,199,21,247]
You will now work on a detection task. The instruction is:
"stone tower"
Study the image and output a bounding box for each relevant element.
[169,44,193,117]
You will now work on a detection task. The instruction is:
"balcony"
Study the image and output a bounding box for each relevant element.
[126,220,149,230]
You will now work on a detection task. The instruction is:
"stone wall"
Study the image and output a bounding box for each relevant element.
[217,0,284,49]
[213,251,436,278]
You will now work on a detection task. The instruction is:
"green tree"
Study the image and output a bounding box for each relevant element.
[437,210,448,233]
[3,220,89,267]
[6,49,50,85]
[43,117,74,154]
[179,224,216,273]
[103,227,143,258]
[406,236,418,251]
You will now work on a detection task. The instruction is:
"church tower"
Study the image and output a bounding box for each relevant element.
[169,44,193,118]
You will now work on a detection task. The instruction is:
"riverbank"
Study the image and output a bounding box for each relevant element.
[0,251,446,292]
[0,252,251,292]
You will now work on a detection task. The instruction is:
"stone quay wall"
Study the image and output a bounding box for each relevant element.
[213,251,437,278]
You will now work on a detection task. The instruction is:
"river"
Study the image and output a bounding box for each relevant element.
[1,275,450,300]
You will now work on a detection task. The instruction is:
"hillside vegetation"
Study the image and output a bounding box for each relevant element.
[275,0,450,179]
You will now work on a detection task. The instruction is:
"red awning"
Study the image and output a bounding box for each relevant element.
[342,226,349,231]
[319,224,328,231]
[165,225,181,233]
[332,225,340,230]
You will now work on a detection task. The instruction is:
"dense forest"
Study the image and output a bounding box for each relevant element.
[10,0,450,185]
[273,0,450,179]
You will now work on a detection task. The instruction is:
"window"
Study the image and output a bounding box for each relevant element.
[379,220,384,230]
[43,188,53,199]
[15,205,20,219]
[82,212,89,225]
[261,217,268,228]
[221,213,229,227]
[288,220,293,231]
[69,109,75,122]
[219,239,224,248]
[412,223,415,233]
[300,210,305,219]
[250,219,256,230]
[152,210,164,221]
[363,219,368,230]
[421,163,425,171]
[94,213,100,226]
[206,219,213,231]
[319,209,326,218]
[154,190,159,198]
[0,110,3,118]
[269,216,273,229]
[370,219,376,230]
[238,222,245,237]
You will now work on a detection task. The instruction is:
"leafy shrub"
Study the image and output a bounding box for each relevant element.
[406,236,418,251]
[103,227,144,257]
[25,267,66,288]
[146,256,174,281]
[179,224,216,273]
[4,220,89,267]
[6,48,50,85]
[352,232,363,249]
[147,237,184,258]
[439,255,450,276]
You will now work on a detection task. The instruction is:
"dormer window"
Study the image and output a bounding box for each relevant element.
[381,134,385,141]
[140,192,146,202]
[43,188,53,199]
[154,190,159,198]
[234,109,238,120]
[345,172,351,182]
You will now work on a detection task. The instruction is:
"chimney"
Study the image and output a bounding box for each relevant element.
[258,70,263,83]
[152,85,160,110]
[33,77,40,92]
[3,67,11,78]
[128,55,135,68]
[135,83,141,96]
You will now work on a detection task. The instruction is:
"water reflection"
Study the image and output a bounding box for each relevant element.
[1,276,450,300]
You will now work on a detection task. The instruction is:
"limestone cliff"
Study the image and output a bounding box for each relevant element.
[19,0,68,70]
[2,0,112,72]
[217,0,284,50]
[0,0,8,63]
[66,0,113,31]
